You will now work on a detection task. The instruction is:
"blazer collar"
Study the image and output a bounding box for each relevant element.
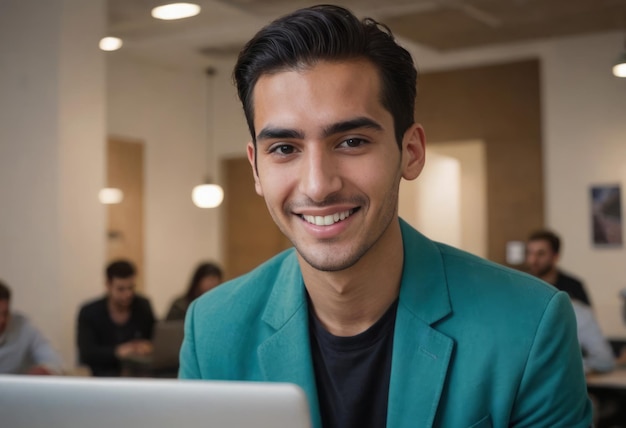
[258,251,322,428]
[386,219,454,427]
[257,220,455,428]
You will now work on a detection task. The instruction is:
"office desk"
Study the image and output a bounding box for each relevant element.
[587,368,626,390]
[587,368,626,428]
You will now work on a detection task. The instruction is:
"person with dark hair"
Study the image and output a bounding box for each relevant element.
[526,229,592,305]
[180,5,592,427]
[0,280,64,374]
[77,259,155,376]
[166,262,223,321]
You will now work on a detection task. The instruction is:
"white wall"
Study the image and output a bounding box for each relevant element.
[399,141,486,257]
[430,141,487,258]
[400,152,462,247]
[0,0,106,366]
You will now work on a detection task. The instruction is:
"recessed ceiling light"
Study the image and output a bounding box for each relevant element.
[151,3,201,20]
[99,37,123,51]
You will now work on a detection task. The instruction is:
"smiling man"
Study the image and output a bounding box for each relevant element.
[179,5,592,427]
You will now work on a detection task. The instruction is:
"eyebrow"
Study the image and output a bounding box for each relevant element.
[322,117,383,137]
[256,116,383,143]
[256,127,304,142]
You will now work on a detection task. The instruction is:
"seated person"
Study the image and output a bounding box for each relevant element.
[0,280,64,375]
[571,299,615,374]
[77,260,155,376]
[526,229,592,306]
[166,262,223,321]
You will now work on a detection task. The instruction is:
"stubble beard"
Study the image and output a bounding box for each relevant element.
[281,186,400,273]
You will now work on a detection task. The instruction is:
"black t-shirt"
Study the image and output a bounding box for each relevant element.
[308,298,398,428]
[77,295,155,376]
[554,271,591,306]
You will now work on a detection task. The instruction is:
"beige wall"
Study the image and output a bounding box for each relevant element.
[0,0,106,366]
[400,142,487,258]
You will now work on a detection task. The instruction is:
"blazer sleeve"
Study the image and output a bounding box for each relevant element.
[510,292,593,427]
[178,299,201,379]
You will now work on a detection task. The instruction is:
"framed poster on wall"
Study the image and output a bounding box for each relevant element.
[590,184,623,246]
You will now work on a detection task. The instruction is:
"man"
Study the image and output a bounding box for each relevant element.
[77,260,155,376]
[0,280,63,374]
[526,229,592,305]
[180,5,592,427]
[569,299,615,374]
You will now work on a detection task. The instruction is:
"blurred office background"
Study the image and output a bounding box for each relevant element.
[1,0,625,365]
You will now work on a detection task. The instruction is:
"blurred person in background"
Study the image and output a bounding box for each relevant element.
[166,262,223,321]
[526,229,592,306]
[77,260,155,376]
[570,299,615,374]
[0,280,64,375]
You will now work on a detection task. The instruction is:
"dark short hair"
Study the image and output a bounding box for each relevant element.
[0,280,10,301]
[528,230,561,254]
[185,262,223,303]
[106,260,136,282]
[233,4,418,149]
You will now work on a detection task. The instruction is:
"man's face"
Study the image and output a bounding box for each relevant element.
[0,299,9,335]
[525,239,558,278]
[247,59,425,272]
[106,277,135,309]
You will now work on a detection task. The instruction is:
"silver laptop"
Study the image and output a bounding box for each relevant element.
[0,375,312,428]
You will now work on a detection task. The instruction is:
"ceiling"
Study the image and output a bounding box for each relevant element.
[108,0,626,67]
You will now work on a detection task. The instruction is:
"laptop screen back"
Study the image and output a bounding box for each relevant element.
[0,375,312,428]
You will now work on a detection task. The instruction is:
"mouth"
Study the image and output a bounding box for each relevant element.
[300,208,358,226]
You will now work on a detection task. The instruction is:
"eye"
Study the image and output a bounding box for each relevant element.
[268,144,296,155]
[338,138,368,148]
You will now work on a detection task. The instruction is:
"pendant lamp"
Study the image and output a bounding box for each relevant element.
[192,67,224,208]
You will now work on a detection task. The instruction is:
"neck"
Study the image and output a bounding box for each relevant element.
[301,219,403,337]
[107,299,130,315]
[541,268,559,285]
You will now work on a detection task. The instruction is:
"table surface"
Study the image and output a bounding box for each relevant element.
[586,367,626,389]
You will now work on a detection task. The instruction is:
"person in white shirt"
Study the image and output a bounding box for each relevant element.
[0,280,64,375]
[571,299,615,374]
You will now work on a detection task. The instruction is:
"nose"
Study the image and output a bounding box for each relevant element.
[298,146,342,203]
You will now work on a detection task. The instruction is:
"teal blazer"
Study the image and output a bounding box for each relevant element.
[180,219,592,428]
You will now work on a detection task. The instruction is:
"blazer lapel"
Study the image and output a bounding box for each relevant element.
[387,220,455,427]
[256,252,322,428]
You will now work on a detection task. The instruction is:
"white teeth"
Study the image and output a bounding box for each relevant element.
[303,209,353,226]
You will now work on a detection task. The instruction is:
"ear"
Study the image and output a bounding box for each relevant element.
[246,142,264,196]
[401,123,426,181]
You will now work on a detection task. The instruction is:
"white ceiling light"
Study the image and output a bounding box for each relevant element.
[99,188,124,204]
[151,3,201,20]
[99,37,123,51]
